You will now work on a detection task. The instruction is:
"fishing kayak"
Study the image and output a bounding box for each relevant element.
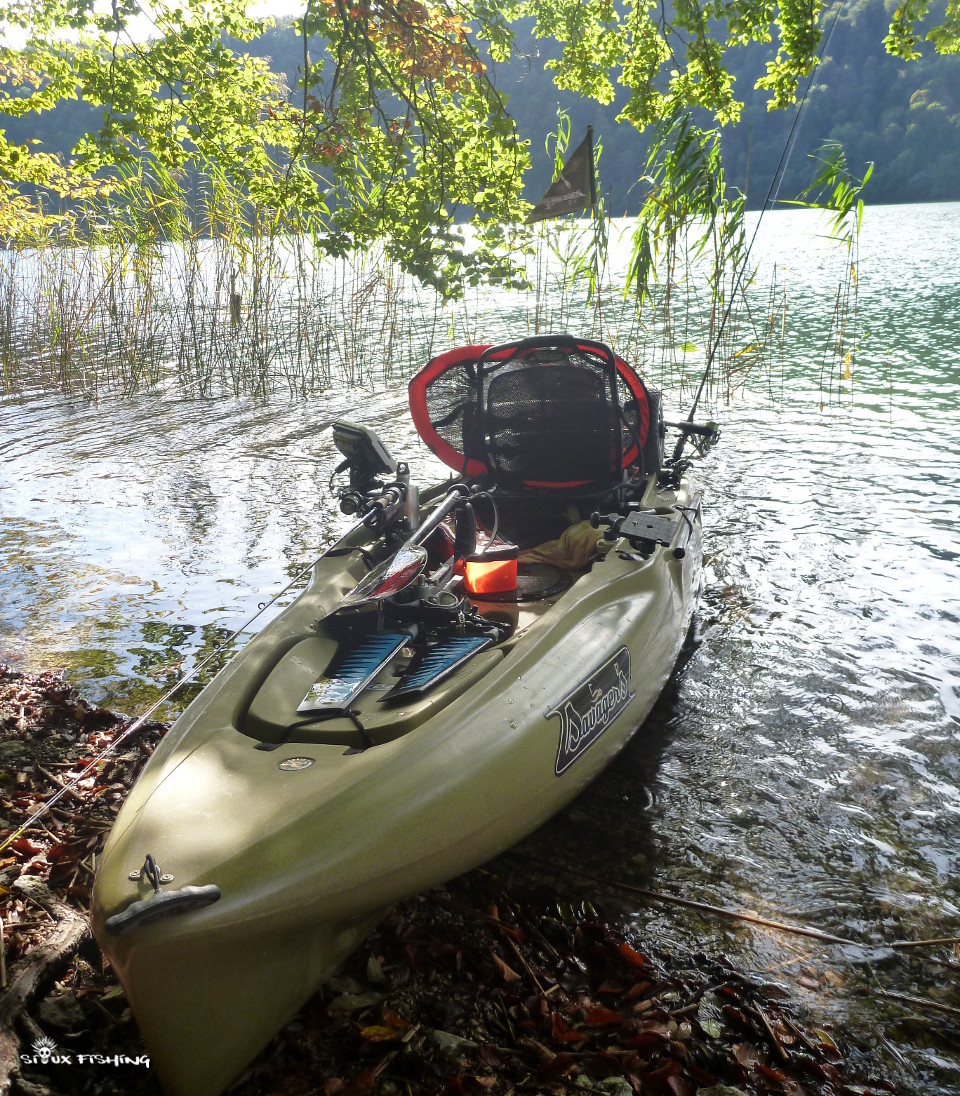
[91,335,717,1096]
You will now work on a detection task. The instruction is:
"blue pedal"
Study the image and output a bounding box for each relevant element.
[384,635,492,701]
[298,633,408,713]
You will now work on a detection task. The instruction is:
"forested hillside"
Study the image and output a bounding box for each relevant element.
[3,0,958,213]
[496,0,960,209]
[719,0,960,206]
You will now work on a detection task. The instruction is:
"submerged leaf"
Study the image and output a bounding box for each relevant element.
[583,1006,625,1025]
[358,1025,404,1042]
[551,1011,586,1044]
[618,942,647,968]
[697,992,726,1039]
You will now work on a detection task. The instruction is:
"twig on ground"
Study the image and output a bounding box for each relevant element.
[888,937,960,950]
[878,990,960,1018]
[751,1001,790,1063]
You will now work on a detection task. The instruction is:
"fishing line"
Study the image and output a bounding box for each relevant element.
[0,545,334,857]
[679,0,847,444]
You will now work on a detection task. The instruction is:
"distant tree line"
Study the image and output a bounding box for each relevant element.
[3,0,956,220]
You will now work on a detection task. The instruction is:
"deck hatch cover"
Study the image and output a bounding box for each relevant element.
[297,632,408,713]
[383,635,493,700]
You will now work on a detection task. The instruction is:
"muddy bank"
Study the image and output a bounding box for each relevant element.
[1,666,890,1096]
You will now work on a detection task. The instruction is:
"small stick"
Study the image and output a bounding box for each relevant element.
[505,935,546,996]
[506,851,957,953]
[433,893,518,935]
[779,1014,821,1056]
[888,937,960,950]
[494,995,517,1041]
[507,899,562,962]
[878,1032,909,1067]
[879,990,960,1018]
[752,1002,790,1063]
[506,852,858,946]
[762,950,826,974]
[0,919,6,990]
[37,765,86,804]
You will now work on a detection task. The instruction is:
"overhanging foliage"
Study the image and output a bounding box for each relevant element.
[0,0,957,292]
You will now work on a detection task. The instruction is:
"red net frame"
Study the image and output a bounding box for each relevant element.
[408,341,650,486]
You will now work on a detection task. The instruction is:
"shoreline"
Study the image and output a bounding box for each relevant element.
[1,665,887,1096]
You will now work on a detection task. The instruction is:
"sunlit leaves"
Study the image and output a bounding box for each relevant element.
[1,0,957,293]
[528,0,797,129]
[0,0,533,293]
[626,112,746,317]
[887,0,960,57]
[784,139,873,243]
[927,0,960,52]
[525,0,625,104]
[884,0,931,58]
[271,0,531,289]
[753,0,823,107]
[0,180,56,244]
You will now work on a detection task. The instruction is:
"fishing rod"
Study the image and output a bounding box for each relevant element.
[672,0,846,462]
[0,502,390,858]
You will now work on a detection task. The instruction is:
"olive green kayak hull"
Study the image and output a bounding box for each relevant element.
[91,478,702,1096]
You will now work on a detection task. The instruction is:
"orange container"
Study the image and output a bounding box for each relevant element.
[463,542,518,596]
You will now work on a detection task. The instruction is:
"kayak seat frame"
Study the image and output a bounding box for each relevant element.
[476,338,626,492]
[409,335,652,491]
[409,335,655,547]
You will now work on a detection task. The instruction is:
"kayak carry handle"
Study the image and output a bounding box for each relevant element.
[104,884,222,936]
[479,333,615,366]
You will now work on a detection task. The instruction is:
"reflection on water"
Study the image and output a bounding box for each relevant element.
[0,385,422,711]
[2,203,960,1091]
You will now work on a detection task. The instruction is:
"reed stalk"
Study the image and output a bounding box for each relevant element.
[1,206,784,410]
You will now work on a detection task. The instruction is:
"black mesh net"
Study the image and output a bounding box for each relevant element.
[419,343,634,486]
[423,358,480,467]
[482,349,621,485]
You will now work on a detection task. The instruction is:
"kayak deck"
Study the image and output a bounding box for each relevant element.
[241,566,571,747]
[90,335,716,1096]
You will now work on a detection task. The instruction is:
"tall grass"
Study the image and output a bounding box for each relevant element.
[0,215,783,409]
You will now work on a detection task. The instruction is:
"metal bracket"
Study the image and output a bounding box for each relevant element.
[619,511,682,547]
[128,852,173,889]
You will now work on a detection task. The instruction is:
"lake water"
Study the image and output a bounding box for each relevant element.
[2,203,959,1091]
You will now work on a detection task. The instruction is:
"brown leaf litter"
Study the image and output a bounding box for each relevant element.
[1,664,891,1096]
